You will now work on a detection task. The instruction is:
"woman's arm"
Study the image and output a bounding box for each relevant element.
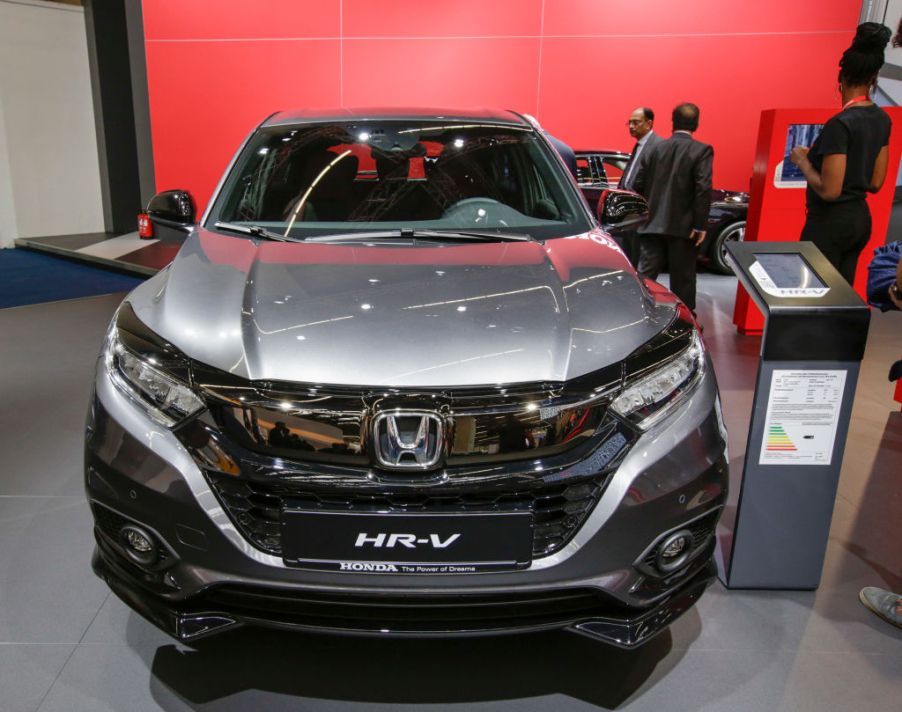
[868,145,889,193]
[790,147,846,201]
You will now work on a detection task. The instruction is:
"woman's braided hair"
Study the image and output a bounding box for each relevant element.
[839,22,892,87]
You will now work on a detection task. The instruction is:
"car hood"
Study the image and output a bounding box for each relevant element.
[125,229,676,387]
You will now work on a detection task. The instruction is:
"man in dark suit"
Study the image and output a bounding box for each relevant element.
[619,107,661,266]
[632,103,713,312]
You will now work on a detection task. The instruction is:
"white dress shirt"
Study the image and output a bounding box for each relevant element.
[623,130,656,188]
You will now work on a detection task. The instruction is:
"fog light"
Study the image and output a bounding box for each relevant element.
[662,537,687,558]
[120,525,157,566]
[655,530,692,573]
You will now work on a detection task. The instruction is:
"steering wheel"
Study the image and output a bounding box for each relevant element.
[441,197,509,227]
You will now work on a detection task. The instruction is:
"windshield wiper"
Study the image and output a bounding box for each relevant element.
[213,222,294,242]
[405,229,535,242]
[302,230,408,243]
[303,228,535,244]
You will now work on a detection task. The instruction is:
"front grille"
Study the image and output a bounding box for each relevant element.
[206,471,609,559]
[194,364,621,469]
[200,584,624,633]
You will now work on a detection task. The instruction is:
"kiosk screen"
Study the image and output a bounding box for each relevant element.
[754,253,826,290]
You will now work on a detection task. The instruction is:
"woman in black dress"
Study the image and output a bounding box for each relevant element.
[790,23,893,284]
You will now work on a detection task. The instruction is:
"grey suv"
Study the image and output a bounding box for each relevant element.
[86,108,728,647]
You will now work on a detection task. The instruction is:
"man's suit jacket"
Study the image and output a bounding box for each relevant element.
[620,132,662,191]
[632,132,713,238]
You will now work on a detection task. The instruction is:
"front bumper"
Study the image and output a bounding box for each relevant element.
[85,352,727,647]
[92,529,716,647]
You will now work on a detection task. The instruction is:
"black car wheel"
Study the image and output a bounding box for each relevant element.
[708,221,746,275]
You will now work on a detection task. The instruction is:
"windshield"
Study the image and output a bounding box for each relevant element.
[207,120,592,240]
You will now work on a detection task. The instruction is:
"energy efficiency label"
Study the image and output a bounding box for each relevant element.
[759,370,847,466]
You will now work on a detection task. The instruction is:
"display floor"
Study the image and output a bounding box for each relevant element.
[0,275,899,712]
[14,232,180,276]
[0,249,145,309]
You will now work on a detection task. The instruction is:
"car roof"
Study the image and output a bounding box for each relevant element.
[575,149,629,156]
[262,107,532,128]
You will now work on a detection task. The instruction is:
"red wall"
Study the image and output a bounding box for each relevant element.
[142,0,863,213]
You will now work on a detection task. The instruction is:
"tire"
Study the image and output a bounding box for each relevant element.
[708,221,746,275]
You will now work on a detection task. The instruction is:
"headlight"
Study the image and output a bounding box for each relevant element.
[103,311,204,428]
[611,330,706,431]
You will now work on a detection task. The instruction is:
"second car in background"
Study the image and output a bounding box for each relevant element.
[576,150,748,274]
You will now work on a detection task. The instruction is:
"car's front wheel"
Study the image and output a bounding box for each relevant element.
[708,221,746,274]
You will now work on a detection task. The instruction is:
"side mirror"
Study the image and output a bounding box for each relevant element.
[147,190,196,227]
[597,189,648,236]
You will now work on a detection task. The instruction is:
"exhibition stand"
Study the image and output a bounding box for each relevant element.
[733,106,902,335]
[718,241,870,589]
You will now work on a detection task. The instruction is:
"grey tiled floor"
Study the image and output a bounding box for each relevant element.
[0,280,899,711]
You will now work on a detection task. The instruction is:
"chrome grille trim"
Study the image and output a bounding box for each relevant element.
[193,370,622,469]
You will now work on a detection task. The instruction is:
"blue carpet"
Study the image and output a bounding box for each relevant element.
[0,249,146,309]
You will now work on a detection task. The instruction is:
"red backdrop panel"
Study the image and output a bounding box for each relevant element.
[342,0,543,38]
[543,0,858,35]
[141,0,865,212]
[143,0,340,40]
[343,38,540,110]
[145,40,341,211]
[538,33,854,190]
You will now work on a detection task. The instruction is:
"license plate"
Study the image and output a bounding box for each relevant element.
[281,508,534,574]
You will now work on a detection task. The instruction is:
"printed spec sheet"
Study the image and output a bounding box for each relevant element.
[759,370,847,466]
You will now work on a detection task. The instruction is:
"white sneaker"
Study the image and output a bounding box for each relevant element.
[859,587,902,629]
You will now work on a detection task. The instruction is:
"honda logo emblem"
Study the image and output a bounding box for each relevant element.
[372,412,444,469]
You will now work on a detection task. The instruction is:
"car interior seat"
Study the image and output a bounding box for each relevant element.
[298,149,359,222]
[349,144,441,221]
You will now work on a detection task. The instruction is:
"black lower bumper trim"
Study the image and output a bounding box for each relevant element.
[92,536,715,646]
[568,566,712,647]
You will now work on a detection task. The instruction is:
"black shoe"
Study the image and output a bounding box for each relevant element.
[889,360,902,382]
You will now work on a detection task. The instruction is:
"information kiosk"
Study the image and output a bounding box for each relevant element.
[718,241,870,589]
